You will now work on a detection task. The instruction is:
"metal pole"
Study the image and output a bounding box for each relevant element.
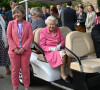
[97,0,99,8]
[61,4,65,26]
[25,0,28,21]
[19,0,25,4]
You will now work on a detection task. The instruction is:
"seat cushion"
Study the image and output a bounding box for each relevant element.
[32,30,36,42]
[87,53,96,59]
[65,31,95,57]
[37,54,48,62]
[71,59,100,73]
[32,49,41,54]
[80,53,96,60]
[34,28,43,45]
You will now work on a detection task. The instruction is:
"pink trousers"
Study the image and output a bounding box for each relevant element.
[9,54,31,89]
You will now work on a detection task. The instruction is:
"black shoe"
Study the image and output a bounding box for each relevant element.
[60,76,71,84]
[67,74,73,83]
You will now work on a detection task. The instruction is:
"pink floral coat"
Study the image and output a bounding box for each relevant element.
[39,26,65,68]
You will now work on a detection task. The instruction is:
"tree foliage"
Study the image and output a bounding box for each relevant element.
[18,0,51,8]
[0,0,10,11]
[28,2,51,8]
[72,0,82,9]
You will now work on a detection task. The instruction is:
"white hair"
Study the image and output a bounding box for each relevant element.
[45,16,58,25]
[30,7,43,17]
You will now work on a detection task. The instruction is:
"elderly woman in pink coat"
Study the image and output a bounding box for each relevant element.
[39,16,73,83]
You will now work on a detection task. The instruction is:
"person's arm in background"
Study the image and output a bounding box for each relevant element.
[31,19,37,30]
[5,11,8,25]
[80,12,87,23]
[73,10,77,23]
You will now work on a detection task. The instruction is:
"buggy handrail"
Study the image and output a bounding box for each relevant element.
[65,47,83,72]
[33,41,47,62]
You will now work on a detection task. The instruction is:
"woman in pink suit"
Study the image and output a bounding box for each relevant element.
[7,5,33,90]
[39,16,73,83]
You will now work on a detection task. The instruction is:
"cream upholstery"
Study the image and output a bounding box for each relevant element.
[59,27,71,39]
[71,59,100,73]
[65,31,95,57]
[65,31,100,73]
[87,53,96,59]
[37,54,47,62]
[83,33,95,53]
[34,28,43,45]
[32,30,36,42]
[37,54,49,62]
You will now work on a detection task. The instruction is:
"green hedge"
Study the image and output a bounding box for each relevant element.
[28,2,51,8]
[18,0,51,8]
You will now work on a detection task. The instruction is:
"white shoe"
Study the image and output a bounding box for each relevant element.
[25,88,28,90]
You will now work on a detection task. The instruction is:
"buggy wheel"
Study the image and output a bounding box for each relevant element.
[19,69,23,85]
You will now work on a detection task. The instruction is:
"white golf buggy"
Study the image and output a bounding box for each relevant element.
[19,0,100,90]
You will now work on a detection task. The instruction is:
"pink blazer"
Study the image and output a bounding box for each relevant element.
[7,19,33,55]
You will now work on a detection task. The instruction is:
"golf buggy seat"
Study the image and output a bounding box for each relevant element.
[65,31,100,90]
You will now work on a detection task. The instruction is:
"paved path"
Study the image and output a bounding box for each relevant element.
[0,67,63,90]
